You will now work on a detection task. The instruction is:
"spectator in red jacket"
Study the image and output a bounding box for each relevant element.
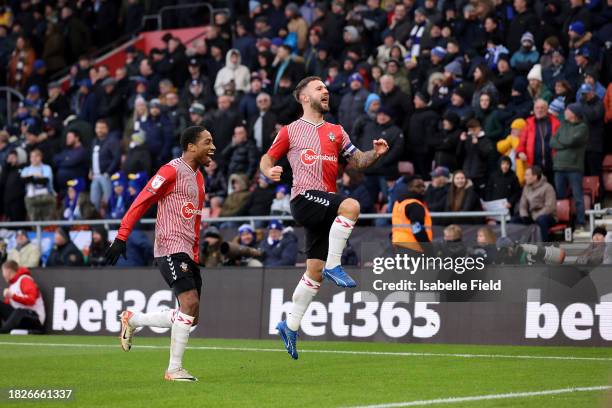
[516,99,561,182]
[0,260,45,333]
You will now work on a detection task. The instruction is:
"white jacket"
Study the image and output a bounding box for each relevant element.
[214,49,251,96]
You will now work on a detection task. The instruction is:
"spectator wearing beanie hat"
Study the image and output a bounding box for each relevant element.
[576,226,610,265]
[581,68,606,100]
[497,118,528,185]
[577,82,605,178]
[338,73,369,134]
[542,49,578,91]
[47,226,84,267]
[567,21,592,53]
[446,86,474,124]
[270,184,291,216]
[498,76,533,127]
[548,97,566,120]
[573,46,592,75]
[510,32,539,74]
[258,220,298,267]
[285,2,309,51]
[122,131,152,176]
[550,102,589,229]
[527,64,553,102]
[354,104,404,202]
[506,0,539,53]
[444,60,463,78]
[493,54,515,105]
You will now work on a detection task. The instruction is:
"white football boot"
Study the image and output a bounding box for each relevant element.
[164,368,198,382]
[119,310,136,351]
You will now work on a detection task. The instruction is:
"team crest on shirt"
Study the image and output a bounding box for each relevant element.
[180,262,188,272]
[151,175,166,190]
[328,132,335,142]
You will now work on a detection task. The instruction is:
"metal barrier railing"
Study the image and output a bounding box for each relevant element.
[587,208,611,233]
[0,86,24,126]
[0,211,510,251]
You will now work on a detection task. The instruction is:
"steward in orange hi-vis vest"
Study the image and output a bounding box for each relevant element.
[391,176,432,252]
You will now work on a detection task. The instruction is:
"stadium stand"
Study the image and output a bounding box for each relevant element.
[0,0,611,267]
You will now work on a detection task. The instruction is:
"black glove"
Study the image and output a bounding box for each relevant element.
[104,239,127,265]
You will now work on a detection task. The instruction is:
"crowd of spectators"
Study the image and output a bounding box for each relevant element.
[0,0,611,254]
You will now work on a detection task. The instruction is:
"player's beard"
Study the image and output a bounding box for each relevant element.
[310,98,329,114]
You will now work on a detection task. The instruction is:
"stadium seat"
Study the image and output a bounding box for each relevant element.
[605,173,612,192]
[603,154,612,171]
[397,161,414,176]
[583,194,592,211]
[548,199,571,235]
[570,195,592,213]
[582,176,600,203]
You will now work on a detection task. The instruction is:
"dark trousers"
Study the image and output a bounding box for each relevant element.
[554,171,585,225]
[0,302,44,334]
[512,214,556,242]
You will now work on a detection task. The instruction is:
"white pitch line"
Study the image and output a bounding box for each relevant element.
[0,341,612,362]
[344,385,612,408]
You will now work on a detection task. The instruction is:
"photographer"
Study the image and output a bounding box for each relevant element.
[259,220,298,267]
[201,226,223,268]
[576,227,609,266]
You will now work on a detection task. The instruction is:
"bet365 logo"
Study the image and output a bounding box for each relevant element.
[269,289,440,338]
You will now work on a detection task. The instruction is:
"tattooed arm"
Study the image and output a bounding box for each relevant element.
[347,139,389,169]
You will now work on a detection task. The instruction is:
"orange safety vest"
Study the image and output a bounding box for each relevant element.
[391,198,433,252]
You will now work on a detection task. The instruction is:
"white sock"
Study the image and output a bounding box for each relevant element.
[129,309,175,328]
[168,311,194,371]
[286,274,320,331]
[325,215,355,269]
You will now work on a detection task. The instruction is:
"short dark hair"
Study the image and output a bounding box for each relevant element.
[30,148,43,158]
[96,118,109,128]
[527,165,543,179]
[181,126,207,151]
[2,260,18,272]
[293,76,322,102]
[593,226,607,238]
[466,118,481,129]
[68,129,81,140]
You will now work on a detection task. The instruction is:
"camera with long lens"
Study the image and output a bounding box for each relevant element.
[220,242,263,260]
[496,240,565,265]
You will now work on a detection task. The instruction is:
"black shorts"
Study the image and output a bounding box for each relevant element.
[156,252,202,298]
[290,190,346,261]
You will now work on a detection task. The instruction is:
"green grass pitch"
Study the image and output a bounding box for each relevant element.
[0,335,611,407]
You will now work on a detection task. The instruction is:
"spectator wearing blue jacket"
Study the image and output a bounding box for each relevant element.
[259,220,298,266]
[72,79,97,125]
[108,172,130,220]
[116,230,153,267]
[53,129,89,194]
[90,119,120,211]
[142,98,173,168]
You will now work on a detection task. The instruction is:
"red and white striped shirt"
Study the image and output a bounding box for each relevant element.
[117,158,205,262]
[267,118,356,200]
